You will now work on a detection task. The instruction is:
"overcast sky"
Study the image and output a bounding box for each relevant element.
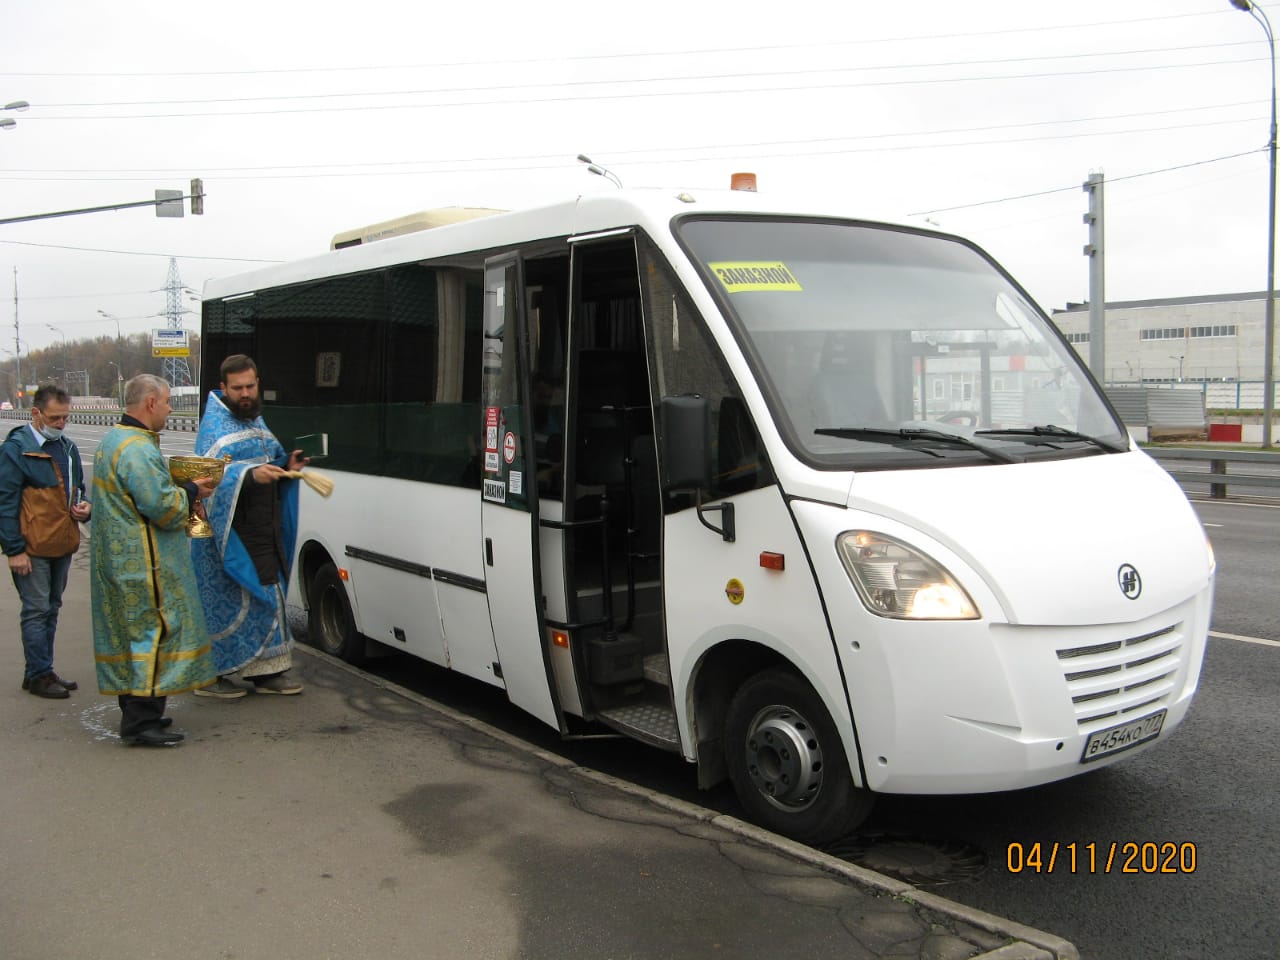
[0,0,1274,361]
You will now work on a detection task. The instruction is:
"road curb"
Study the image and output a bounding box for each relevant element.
[297,643,1079,960]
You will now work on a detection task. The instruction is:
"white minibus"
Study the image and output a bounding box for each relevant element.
[200,187,1213,844]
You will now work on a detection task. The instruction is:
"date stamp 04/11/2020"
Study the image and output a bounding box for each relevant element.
[1007,841,1198,875]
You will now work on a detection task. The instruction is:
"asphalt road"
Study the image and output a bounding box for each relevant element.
[362,499,1280,960]
[56,421,1280,960]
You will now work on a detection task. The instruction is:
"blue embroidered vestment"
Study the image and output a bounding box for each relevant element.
[192,391,300,676]
[91,424,215,695]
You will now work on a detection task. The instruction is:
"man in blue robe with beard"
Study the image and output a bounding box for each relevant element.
[192,354,308,698]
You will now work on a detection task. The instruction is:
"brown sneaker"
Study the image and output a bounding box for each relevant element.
[192,677,248,700]
[251,673,303,695]
[28,674,70,699]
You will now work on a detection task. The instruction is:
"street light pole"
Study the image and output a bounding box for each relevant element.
[98,309,125,399]
[1232,0,1277,447]
[46,324,67,391]
[106,360,123,407]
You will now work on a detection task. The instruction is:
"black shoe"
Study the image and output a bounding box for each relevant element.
[124,727,184,747]
[20,672,77,691]
[28,674,70,699]
[156,717,174,728]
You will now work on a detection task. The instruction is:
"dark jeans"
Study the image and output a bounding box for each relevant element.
[11,553,73,682]
[118,695,168,737]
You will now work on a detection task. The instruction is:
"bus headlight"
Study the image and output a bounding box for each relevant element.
[837,531,979,620]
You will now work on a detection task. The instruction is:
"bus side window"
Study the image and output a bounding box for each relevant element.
[717,396,764,495]
[527,265,569,500]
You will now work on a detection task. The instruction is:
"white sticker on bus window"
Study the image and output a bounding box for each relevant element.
[483,479,505,502]
[485,451,500,473]
[315,352,341,388]
[509,471,523,495]
[708,261,803,293]
[485,407,500,450]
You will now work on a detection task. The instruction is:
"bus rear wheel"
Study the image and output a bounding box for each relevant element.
[307,562,365,665]
[724,668,873,845]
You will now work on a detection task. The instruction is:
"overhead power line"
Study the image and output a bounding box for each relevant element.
[0,238,281,263]
[20,56,1270,122]
[0,9,1238,79]
[0,99,1265,181]
[0,150,1262,265]
[0,113,1265,184]
[909,149,1265,216]
[29,41,1260,111]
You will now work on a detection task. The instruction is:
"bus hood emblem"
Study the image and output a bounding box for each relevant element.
[1117,564,1142,599]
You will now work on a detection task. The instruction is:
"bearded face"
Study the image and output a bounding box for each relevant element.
[231,393,262,421]
[222,369,262,421]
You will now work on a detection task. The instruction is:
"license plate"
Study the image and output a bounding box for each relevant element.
[1080,709,1167,763]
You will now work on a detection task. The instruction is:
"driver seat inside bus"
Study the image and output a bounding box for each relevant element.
[808,336,889,428]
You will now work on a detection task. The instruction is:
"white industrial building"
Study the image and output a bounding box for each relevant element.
[1051,291,1275,410]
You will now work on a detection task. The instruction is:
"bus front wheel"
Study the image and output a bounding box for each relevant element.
[724,668,873,845]
[307,562,365,665]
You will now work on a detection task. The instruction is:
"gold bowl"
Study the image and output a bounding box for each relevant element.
[168,456,227,538]
[168,455,227,485]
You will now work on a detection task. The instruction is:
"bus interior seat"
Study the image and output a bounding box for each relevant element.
[809,359,888,428]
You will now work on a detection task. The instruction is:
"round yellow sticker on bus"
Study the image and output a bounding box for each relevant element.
[725,578,745,605]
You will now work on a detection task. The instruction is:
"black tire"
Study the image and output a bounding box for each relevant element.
[724,668,873,845]
[307,562,365,665]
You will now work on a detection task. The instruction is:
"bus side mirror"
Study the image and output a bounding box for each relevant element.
[659,394,735,543]
[660,394,710,490]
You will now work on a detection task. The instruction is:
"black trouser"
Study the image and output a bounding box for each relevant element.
[118,695,167,737]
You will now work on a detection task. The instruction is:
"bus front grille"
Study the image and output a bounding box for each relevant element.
[1056,624,1184,727]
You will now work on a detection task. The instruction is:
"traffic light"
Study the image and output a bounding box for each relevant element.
[190,178,204,216]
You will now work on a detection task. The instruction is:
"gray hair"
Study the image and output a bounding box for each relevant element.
[124,374,171,408]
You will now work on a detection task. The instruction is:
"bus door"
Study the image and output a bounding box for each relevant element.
[479,254,563,730]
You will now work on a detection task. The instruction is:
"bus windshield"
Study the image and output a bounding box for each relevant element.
[678,217,1127,469]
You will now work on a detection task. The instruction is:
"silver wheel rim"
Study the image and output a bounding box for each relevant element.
[317,585,344,654]
[743,703,824,812]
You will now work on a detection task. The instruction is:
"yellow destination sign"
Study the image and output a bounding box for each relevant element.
[152,347,191,357]
[708,261,802,293]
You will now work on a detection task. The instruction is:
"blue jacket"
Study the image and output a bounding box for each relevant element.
[0,422,86,556]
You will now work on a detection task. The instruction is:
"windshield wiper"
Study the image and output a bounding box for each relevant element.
[974,424,1126,453]
[815,427,1019,464]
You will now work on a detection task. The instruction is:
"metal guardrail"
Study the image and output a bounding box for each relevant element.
[1146,447,1280,500]
[0,410,198,432]
[4,408,1272,498]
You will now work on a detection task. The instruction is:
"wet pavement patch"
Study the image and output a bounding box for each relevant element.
[383,782,490,856]
[316,723,362,734]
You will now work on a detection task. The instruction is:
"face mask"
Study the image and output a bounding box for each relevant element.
[38,424,64,442]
